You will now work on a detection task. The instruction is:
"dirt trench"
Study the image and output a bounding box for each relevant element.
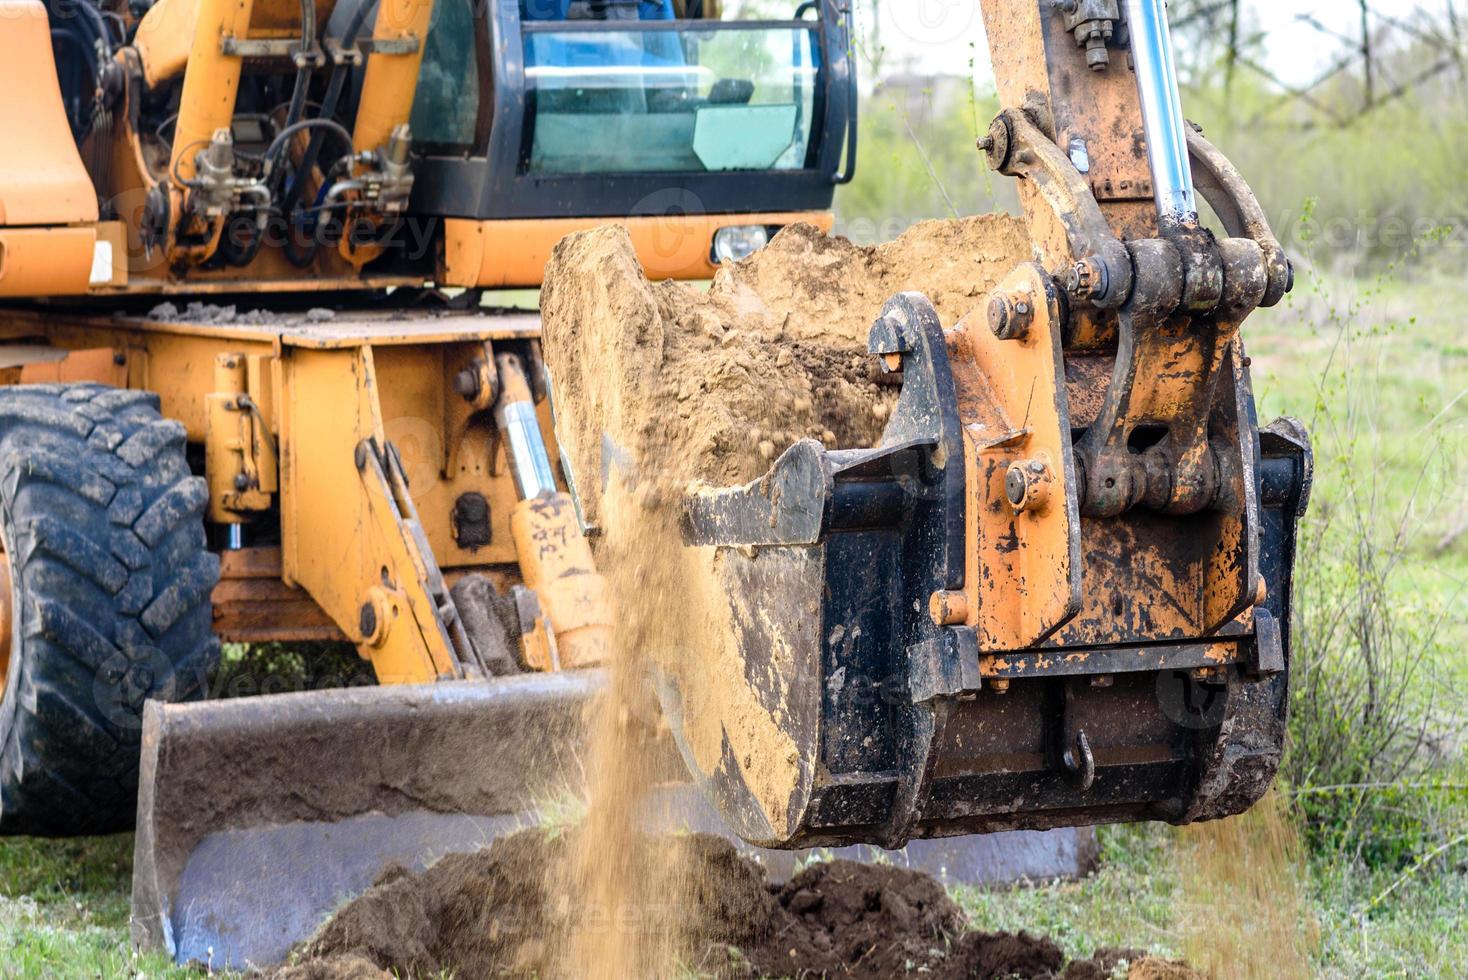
[266,827,1202,980]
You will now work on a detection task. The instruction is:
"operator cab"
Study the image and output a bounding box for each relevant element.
[409,0,856,281]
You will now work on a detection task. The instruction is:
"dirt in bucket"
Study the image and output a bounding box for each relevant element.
[538,214,1031,527]
[265,827,1206,980]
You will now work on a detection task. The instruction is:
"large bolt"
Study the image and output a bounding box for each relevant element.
[453,367,481,401]
[978,118,1009,171]
[359,588,395,647]
[358,601,378,642]
[987,295,1010,337]
[1005,457,1054,514]
[929,590,969,626]
[988,291,1034,341]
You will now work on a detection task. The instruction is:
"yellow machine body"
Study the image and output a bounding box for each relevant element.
[0,0,844,686]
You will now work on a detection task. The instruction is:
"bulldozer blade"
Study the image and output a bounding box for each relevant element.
[131,673,602,969]
[132,670,1099,969]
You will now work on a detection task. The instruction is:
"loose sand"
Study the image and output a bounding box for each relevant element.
[539,215,1030,525]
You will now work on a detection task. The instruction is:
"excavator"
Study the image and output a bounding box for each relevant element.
[0,0,1310,969]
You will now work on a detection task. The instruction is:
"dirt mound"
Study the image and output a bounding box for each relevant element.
[267,828,1203,980]
[539,215,1029,526]
[743,858,963,977]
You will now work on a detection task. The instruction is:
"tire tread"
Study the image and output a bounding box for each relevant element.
[0,384,220,836]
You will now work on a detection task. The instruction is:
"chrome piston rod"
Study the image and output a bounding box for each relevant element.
[1125,0,1197,224]
[495,354,558,500]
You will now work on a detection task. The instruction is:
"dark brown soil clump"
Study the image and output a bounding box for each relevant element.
[266,828,1202,980]
[735,858,963,977]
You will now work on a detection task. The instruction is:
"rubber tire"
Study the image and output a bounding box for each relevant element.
[0,384,220,836]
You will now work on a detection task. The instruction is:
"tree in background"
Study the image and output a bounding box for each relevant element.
[836,0,1465,269]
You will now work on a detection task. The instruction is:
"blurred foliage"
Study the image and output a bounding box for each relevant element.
[834,75,1012,242]
[835,3,1467,273]
[1250,212,1467,874]
[210,641,372,699]
[1186,77,1467,273]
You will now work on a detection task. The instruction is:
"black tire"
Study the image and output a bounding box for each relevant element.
[0,384,220,836]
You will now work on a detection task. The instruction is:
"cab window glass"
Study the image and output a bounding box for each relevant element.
[410,0,480,148]
[519,9,820,174]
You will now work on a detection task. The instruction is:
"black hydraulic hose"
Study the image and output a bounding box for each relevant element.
[50,28,97,78]
[61,0,113,58]
[51,21,101,137]
[100,9,125,45]
[282,0,317,129]
[263,117,356,171]
[278,0,379,214]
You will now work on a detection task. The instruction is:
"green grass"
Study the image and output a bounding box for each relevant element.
[952,825,1182,961]
[958,821,1468,978]
[0,834,193,978]
[1247,264,1468,667]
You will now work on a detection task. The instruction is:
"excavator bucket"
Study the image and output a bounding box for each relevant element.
[674,292,1312,848]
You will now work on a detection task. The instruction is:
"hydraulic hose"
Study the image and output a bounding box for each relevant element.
[275,0,380,265]
[279,0,379,214]
[282,0,318,129]
[263,118,356,172]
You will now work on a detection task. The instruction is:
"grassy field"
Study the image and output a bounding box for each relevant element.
[960,816,1468,978]
[3,267,1463,978]
[0,835,189,978]
[1250,265,1468,658]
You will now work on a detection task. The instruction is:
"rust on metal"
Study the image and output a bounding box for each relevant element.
[947,263,1081,651]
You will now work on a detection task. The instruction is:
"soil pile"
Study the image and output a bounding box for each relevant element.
[538,215,1030,526]
[267,827,1204,980]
